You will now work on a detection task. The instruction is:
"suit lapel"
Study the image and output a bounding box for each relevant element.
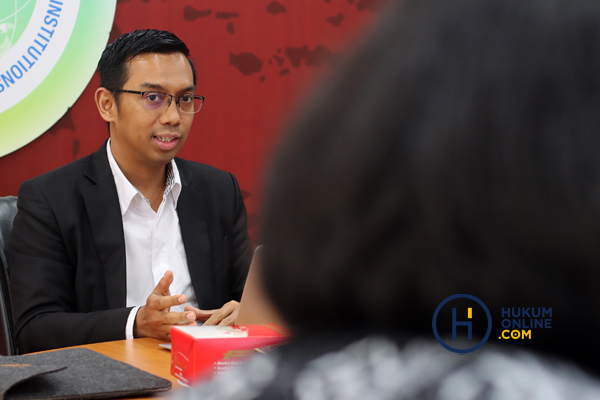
[176,160,215,309]
[82,142,127,309]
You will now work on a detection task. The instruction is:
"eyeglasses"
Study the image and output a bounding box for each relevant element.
[112,89,205,113]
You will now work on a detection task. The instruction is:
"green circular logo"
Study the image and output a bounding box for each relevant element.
[0,0,37,58]
[0,0,116,157]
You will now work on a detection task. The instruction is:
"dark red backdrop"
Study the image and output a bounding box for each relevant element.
[0,0,381,240]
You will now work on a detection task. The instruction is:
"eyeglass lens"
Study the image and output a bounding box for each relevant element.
[142,92,203,113]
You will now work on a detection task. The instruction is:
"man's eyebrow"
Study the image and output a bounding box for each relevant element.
[180,85,196,93]
[139,83,196,93]
[139,82,166,90]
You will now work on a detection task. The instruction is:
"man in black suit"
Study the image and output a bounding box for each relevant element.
[8,30,253,353]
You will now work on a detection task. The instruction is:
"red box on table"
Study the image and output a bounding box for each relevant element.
[170,324,290,386]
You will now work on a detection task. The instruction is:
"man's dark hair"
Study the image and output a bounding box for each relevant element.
[260,0,600,373]
[98,29,196,105]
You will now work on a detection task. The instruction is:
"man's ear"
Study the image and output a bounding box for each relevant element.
[95,87,118,123]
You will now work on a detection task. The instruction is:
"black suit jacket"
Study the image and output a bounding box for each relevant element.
[8,142,253,353]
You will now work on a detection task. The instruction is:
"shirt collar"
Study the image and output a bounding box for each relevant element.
[106,139,182,215]
[169,157,182,205]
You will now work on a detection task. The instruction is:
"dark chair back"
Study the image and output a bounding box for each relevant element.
[0,196,18,355]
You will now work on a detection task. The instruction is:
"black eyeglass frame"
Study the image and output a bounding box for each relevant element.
[110,89,205,113]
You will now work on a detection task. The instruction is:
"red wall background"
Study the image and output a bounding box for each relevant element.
[0,0,381,240]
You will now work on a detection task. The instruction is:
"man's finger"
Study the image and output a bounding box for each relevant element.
[164,311,197,325]
[184,305,216,321]
[203,307,230,325]
[154,270,174,296]
[202,311,223,326]
[218,315,236,326]
[149,293,187,311]
[204,301,239,326]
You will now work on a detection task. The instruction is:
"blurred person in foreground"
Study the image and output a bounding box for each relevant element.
[180,0,600,398]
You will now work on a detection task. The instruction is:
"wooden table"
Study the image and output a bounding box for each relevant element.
[66,338,183,400]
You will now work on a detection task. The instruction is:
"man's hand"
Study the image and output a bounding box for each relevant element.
[184,300,240,326]
[134,270,197,340]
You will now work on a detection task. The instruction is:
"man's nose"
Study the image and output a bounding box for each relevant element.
[160,97,181,126]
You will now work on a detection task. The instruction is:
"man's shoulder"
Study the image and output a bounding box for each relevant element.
[23,155,91,198]
[22,143,108,200]
[15,154,96,216]
[174,158,231,178]
[30,142,112,186]
[31,155,90,184]
[174,158,242,207]
[175,158,236,190]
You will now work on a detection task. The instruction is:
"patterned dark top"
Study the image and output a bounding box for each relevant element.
[177,334,600,400]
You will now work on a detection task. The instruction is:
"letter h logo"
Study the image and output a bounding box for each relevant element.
[452,308,472,339]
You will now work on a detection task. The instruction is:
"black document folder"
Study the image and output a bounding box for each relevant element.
[0,348,171,400]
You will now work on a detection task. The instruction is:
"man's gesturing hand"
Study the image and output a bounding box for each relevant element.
[185,300,240,326]
[134,270,196,340]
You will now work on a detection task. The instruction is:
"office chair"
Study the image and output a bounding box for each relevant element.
[0,195,18,356]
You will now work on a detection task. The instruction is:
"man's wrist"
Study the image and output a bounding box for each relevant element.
[125,306,142,339]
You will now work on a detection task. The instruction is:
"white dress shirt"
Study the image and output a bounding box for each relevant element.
[106,140,198,339]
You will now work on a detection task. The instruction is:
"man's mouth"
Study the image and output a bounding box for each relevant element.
[154,135,180,150]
